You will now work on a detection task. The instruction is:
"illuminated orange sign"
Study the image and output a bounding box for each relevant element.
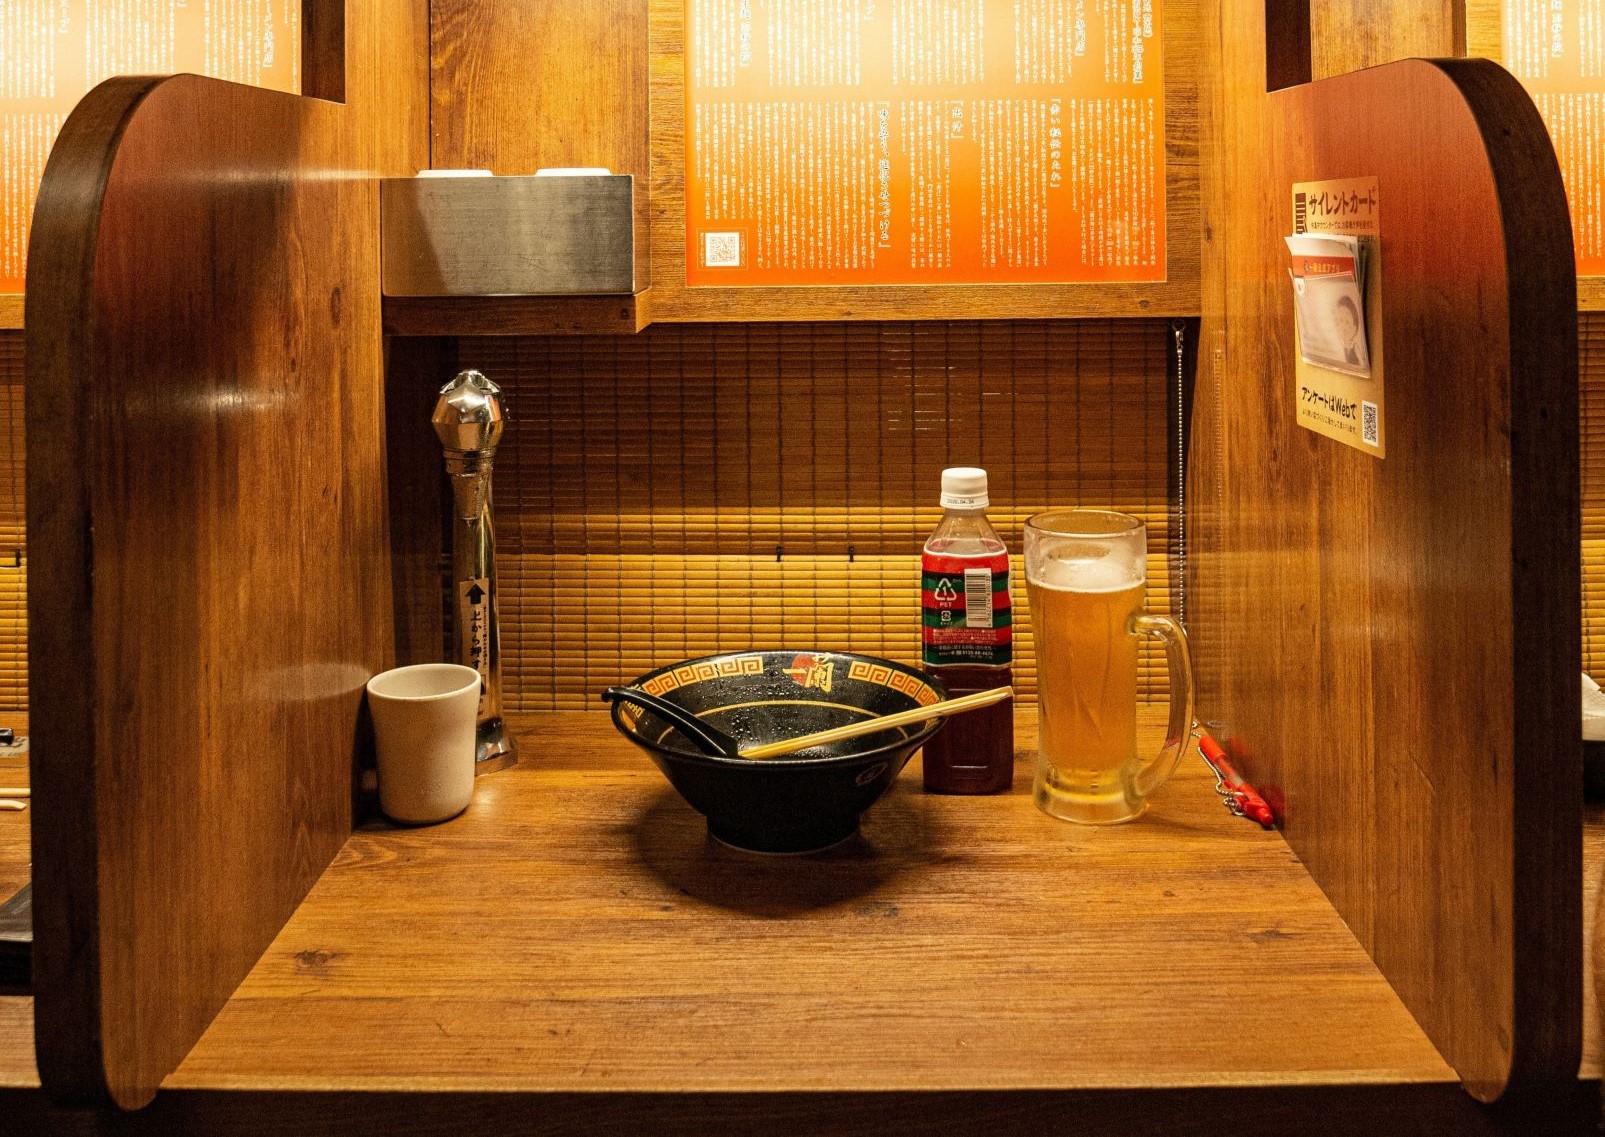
[1503,0,1605,277]
[1,2,301,294]
[684,0,1166,287]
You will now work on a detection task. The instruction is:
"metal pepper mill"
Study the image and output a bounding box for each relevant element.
[433,370,517,774]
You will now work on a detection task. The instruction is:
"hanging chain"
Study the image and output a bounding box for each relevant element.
[1172,320,1186,630]
[1203,755,1248,818]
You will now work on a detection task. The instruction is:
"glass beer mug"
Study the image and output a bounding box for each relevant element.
[1024,510,1194,824]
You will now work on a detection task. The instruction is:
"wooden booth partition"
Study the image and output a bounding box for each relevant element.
[21,1,428,1110]
[1190,8,1579,1104]
[0,0,1595,1129]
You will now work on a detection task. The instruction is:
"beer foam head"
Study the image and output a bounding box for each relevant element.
[1034,554,1140,592]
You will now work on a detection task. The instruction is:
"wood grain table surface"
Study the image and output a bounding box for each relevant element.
[0,712,32,1081]
[0,713,27,908]
[186,709,1449,1093]
[3,709,1599,1095]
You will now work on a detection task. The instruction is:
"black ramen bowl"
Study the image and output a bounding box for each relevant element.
[608,651,948,853]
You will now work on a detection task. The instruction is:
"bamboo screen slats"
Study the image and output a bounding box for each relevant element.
[457,320,1178,711]
[0,331,20,711]
[1583,313,1605,679]
[1,316,1603,717]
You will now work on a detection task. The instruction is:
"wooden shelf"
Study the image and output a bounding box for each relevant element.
[1,707,1602,1128]
[383,291,652,337]
[0,296,20,330]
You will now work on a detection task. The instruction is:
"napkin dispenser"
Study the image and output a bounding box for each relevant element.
[380,171,641,296]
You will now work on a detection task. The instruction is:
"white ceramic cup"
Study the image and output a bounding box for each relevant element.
[365,663,482,825]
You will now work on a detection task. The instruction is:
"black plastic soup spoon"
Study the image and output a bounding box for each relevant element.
[601,686,743,757]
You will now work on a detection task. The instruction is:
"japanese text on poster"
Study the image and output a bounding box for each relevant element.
[685,0,1166,286]
[1503,0,1605,277]
[1,0,301,294]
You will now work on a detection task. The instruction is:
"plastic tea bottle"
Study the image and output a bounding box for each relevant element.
[920,467,1015,793]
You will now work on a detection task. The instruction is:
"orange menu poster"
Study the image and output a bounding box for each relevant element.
[1,1,300,295]
[1503,0,1604,277]
[684,0,1165,287]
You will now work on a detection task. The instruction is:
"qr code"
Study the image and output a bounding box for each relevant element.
[703,231,742,268]
[1362,400,1379,446]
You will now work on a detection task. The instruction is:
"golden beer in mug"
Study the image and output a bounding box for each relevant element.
[1024,511,1193,824]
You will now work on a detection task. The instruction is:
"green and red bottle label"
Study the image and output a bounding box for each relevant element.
[921,552,1011,667]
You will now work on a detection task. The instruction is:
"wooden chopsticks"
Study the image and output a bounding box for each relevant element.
[739,686,1014,760]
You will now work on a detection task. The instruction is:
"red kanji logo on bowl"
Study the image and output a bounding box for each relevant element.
[783,654,834,694]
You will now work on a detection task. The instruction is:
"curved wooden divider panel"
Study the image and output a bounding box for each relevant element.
[24,2,427,1110]
[1188,50,1579,1100]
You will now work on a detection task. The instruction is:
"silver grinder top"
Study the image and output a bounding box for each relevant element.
[432,369,506,466]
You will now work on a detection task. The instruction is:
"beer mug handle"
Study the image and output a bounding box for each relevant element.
[1130,615,1195,799]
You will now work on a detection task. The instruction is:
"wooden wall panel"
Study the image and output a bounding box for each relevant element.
[431,0,649,178]
[430,0,651,281]
[1464,0,1502,58]
[1310,1,1462,79]
[25,0,429,1110]
[1192,2,1578,1101]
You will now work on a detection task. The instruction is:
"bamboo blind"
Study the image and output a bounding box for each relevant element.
[0,331,21,710]
[458,320,1179,711]
[1583,313,1605,679]
[0,317,1603,717]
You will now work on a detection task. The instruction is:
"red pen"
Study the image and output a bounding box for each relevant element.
[1198,731,1276,828]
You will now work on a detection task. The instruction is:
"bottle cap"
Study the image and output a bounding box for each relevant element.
[940,467,989,510]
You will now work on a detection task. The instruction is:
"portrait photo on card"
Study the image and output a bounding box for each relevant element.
[1293,272,1370,376]
[1286,232,1372,379]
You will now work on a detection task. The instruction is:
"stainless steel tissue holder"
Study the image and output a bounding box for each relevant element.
[380,174,639,296]
[433,370,517,774]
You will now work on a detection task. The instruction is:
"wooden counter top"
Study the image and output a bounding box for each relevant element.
[0,725,27,909]
[173,709,1452,1094]
[7,709,1604,1130]
[0,715,32,1083]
